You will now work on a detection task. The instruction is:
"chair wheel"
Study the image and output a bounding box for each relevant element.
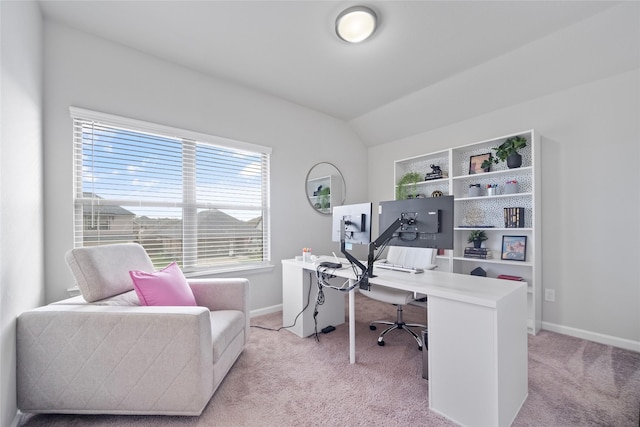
[377,340,385,346]
[369,325,377,331]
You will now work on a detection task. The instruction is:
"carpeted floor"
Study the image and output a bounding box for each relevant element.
[17,293,640,426]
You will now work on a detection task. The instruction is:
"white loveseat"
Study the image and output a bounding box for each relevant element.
[16,243,250,416]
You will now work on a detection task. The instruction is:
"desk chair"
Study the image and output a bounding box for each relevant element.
[359,247,437,350]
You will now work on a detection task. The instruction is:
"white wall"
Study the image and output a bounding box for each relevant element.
[366,4,640,351]
[351,3,640,147]
[368,69,640,350]
[43,21,368,310]
[0,1,44,425]
[5,6,636,424]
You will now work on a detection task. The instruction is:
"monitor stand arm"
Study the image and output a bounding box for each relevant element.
[340,217,404,290]
[340,219,368,273]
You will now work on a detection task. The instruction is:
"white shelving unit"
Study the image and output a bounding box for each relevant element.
[394,130,541,334]
[307,175,343,214]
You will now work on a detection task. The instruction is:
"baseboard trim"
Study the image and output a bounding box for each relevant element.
[250,304,282,318]
[542,321,640,353]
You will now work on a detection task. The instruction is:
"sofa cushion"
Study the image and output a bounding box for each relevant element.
[66,243,155,303]
[130,262,197,306]
[210,310,246,363]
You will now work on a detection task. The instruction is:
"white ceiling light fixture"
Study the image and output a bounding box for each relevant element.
[335,6,377,43]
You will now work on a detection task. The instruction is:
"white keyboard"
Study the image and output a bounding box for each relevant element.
[375,263,424,274]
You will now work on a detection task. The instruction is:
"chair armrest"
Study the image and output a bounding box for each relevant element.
[188,278,249,312]
[188,278,250,340]
[17,305,214,415]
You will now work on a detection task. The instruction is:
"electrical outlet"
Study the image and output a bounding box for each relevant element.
[545,288,555,302]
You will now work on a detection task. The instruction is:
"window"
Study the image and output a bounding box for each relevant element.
[71,107,271,273]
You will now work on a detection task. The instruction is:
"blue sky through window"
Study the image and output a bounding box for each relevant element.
[82,125,264,221]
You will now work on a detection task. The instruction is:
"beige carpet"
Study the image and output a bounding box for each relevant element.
[18,293,640,426]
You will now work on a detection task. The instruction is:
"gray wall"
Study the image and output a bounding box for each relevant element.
[368,71,640,348]
[365,3,640,351]
[42,21,369,311]
[0,1,44,425]
[2,1,639,424]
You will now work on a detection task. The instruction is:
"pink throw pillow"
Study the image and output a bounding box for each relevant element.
[129,262,197,306]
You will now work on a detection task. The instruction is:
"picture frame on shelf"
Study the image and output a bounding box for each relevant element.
[501,235,527,261]
[469,153,492,174]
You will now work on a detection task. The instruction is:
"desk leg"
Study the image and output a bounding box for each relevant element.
[349,281,356,364]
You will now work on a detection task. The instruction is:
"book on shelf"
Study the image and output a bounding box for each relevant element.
[464,247,491,254]
[424,171,447,180]
[464,247,493,259]
[464,254,493,259]
[504,207,525,228]
[497,274,524,281]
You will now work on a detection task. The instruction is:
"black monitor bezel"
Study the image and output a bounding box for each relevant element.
[378,195,454,251]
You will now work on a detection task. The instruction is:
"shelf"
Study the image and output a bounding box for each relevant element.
[452,256,533,267]
[455,227,533,232]
[306,174,343,214]
[454,192,532,202]
[395,177,449,187]
[452,166,532,181]
[394,129,541,335]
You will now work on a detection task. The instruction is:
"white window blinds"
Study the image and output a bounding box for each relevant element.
[71,107,271,273]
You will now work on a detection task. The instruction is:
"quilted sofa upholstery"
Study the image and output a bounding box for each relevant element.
[16,243,250,416]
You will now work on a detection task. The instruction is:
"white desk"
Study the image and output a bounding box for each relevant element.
[282,258,528,427]
[282,260,345,337]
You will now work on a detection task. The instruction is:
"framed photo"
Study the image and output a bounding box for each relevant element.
[469,153,491,174]
[501,235,527,261]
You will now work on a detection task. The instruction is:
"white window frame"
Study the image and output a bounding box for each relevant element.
[70,107,272,275]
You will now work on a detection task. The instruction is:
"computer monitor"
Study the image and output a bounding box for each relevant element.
[333,197,453,290]
[331,203,372,276]
[332,202,372,245]
[378,195,454,250]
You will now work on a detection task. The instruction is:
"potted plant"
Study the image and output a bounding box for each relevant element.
[481,136,527,169]
[467,230,488,248]
[396,172,422,200]
[318,186,331,209]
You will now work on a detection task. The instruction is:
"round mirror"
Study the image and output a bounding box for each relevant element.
[305,162,346,214]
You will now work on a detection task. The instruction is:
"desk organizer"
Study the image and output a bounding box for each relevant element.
[504,182,519,194]
[468,184,482,197]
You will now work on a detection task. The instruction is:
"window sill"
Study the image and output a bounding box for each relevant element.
[184,263,275,278]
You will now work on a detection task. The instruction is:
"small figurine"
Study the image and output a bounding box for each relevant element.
[425,164,445,181]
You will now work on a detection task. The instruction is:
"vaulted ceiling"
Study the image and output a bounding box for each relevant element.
[38,1,636,145]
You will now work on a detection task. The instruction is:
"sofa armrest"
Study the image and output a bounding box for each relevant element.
[188,278,249,311]
[17,305,214,415]
[188,278,250,340]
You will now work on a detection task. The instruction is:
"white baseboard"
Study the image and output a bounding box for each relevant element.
[250,304,282,318]
[542,321,640,353]
[246,308,640,353]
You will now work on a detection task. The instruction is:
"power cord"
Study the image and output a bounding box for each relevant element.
[312,262,370,341]
[251,271,314,332]
[253,261,373,340]
[312,268,328,342]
